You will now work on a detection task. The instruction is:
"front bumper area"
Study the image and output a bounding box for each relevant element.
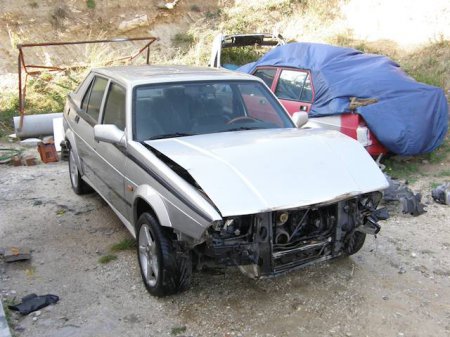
[205,193,385,278]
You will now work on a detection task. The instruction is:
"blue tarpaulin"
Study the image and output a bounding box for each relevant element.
[238,43,448,155]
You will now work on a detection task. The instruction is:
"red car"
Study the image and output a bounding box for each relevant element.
[252,66,387,157]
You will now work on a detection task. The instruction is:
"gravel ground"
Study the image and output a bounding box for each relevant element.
[1,156,449,337]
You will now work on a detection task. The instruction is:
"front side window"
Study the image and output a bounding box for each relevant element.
[103,83,126,130]
[133,81,294,141]
[253,68,276,88]
[275,69,308,101]
[84,77,108,122]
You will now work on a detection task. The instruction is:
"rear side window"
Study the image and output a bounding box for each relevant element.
[103,83,126,130]
[83,77,108,122]
[253,68,276,88]
[275,70,308,101]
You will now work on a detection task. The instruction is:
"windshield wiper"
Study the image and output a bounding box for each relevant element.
[149,132,195,140]
[225,126,264,132]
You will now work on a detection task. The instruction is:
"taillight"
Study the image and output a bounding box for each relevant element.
[356,125,372,146]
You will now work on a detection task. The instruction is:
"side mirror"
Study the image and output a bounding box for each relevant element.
[94,124,126,147]
[292,111,308,128]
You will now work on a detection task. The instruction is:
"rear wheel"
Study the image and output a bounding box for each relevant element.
[136,212,191,297]
[68,147,91,195]
[344,231,366,255]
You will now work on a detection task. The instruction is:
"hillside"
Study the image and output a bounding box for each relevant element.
[0,0,449,135]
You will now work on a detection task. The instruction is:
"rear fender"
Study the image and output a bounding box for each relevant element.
[64,127,83,175]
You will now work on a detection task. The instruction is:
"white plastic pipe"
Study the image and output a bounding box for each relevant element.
[13,113,63,138]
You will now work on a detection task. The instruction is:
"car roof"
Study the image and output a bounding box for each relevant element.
[92,65,258,86]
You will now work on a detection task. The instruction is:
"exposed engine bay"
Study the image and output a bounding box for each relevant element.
[200,192,388,278]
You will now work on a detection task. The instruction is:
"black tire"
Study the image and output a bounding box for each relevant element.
[68,147,91,195]
[344,231,366,255]
[136,212,192,297]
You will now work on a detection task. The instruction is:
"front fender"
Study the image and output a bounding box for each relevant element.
[133,184,172,229]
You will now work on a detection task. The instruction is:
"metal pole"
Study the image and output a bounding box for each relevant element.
[18,49,23,130]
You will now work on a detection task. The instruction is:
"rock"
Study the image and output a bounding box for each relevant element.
[34,310,42,317]
[118,15,148,32]
[382,295,389,300]
[32,316,38,321]
[411,252,417,258]
[398,266,407,274]
[3,246,31,262]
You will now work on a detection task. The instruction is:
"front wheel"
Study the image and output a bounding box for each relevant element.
[344,231,366,255]
[68,147,91,195]
[136,213,191,297]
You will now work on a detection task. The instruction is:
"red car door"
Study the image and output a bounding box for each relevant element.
[254,67,314,114]
[253,66,387,156]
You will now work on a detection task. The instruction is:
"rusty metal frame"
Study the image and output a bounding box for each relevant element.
[17,36,158,129]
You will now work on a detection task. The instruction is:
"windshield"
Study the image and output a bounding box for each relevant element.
[133,80,294,141]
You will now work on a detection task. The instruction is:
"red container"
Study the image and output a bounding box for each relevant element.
[37,143,58,163]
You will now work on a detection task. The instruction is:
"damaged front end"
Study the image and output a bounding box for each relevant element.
[202,192,388,278]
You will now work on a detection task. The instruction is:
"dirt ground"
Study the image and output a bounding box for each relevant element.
[1,150,450,337]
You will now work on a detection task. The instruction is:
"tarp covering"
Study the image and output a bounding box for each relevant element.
[238,43,448,155]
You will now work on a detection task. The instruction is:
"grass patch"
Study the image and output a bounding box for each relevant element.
[110,238,136,252]
[98,254,117,264]
[86,0,96,9]
[221,46,268,67]
[171,326,187,335]
[172,33,195,47]
[2,298,16,331]
[383,157,419,180]
[430,182,441,189]
[435,169,450,177]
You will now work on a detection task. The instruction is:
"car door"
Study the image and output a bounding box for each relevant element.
[75,75,109,186]
[272,68,314,114]
[93,81,129,218]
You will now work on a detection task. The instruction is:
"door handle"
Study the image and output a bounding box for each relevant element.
[75,115,80,123]
[299,105,308,112]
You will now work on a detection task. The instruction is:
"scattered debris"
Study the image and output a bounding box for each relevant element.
[1,247,31,263]
[383,174,426,216]
[431,183,450,205]
[37,140,58,163]
[19,138,42,147]
[0,148,22,164]
[8,294,59,315]
[158,0,180,10]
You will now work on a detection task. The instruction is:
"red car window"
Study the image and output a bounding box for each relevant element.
[253,68,277,88]
[275,69,308,101]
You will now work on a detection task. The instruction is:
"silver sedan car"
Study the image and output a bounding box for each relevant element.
[63,65,388,297]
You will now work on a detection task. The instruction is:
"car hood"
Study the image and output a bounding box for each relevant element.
[145,128,388,217]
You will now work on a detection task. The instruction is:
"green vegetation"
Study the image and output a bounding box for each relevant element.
[96,238,136,264]
[172,33,195,47]
[98,254,118,264]
[0,71,82,137]
[436,169,450,177]
[190,4,201,12]
[110,238,136,252]
[171,326,187,335]
[2,298,16,332]
[221,46,268,67]
[87,0,96,9]
[383,158,419,180]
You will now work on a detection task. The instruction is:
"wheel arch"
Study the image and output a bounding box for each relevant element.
[65,128,83,174]
[133,185,173,232]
